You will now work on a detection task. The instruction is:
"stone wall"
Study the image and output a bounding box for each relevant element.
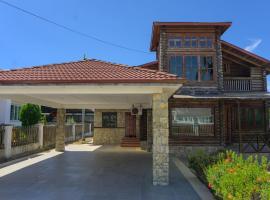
[152,89,175,186]
[93,109,127,145]
[170,145,224,158]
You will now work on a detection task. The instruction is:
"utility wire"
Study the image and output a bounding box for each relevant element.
[0,0,151,54]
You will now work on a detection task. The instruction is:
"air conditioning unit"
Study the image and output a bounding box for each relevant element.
[131,105,142,115]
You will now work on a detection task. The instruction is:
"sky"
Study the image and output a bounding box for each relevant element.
[0,0,270,86]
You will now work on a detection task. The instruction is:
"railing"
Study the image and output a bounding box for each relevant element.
[43,125,56,148]
[75,124,83,139]
[224,77,252,92]
[0,126,4,149]
[11,126,39,147]
[171,123,214,137]
[65,124,73,142]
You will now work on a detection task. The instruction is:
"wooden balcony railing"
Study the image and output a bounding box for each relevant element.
[224,77,252,92]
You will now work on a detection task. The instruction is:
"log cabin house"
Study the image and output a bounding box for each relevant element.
[147,22,270,154]
[0,21,270,185]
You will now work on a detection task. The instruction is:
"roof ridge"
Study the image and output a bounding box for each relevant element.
[221,40,270,64]
[131,65,177,77]
[7,60,89,72]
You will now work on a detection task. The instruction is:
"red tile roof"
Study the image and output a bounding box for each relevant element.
[0,59,183,84]
[136,61,159,70]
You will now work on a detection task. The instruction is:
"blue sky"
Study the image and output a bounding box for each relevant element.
[0,0,269,82]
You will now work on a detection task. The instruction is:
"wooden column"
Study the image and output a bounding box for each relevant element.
[56,108,66,152]
[237,101,242,152]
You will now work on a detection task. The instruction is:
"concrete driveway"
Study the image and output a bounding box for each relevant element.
[0,144,200,200]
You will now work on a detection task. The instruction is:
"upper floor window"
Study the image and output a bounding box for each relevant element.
[168,55,214,81]
[169,55,183,77]
[168,37,182,48]
[10,104,21,121]
[168,36,213,49]
[201,56,214,81]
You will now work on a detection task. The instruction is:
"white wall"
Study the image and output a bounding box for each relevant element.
[0,99,21,126]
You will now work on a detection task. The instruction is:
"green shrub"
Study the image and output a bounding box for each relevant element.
[188,149,226,182]
[205,151,270,200]
[19,104,42,126]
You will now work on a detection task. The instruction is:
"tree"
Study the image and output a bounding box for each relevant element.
[19,104,42,126]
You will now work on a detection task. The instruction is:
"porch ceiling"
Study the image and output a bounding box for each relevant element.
[0,84,182,109]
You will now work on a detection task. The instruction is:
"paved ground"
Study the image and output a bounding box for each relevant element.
[0,144,200,200]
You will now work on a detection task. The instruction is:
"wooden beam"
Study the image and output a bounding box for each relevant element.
[223,48,262,67]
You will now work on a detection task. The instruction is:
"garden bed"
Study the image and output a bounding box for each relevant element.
[188,150,270,200]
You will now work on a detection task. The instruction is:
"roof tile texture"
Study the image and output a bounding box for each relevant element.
[0,59,181,84]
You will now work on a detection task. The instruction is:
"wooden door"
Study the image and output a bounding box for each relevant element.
[125,113,136,137]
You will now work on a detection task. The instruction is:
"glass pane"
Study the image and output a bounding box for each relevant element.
[255,108,263,128]
[207,37,213,48]
[191,37,197,48]
[184,37,191,48]
[171,108,214,136]
[199,37,206,48]
[185,56,198,80]
[169,56,182,77]
[168,39,175,48]
[201,56,213,81]
[176,39,182,48]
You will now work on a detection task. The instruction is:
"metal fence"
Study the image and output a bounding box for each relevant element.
[75,124,83,139]
[65,124,73,142]
[43,125,56,148]
[11,126,39,147]
[0,126,4,149]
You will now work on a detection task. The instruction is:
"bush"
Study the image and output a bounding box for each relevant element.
[19,104,42,126]
[205,151,270,200]
[188,149,226,182]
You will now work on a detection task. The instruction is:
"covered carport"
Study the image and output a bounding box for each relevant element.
[0,59,184,185]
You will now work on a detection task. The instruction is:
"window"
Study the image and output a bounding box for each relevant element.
[238,107,264,130]
[207,37,213,48]
[184,36,191,48]
[169,56,183,77]
[168,38,182,48]
[168,35,213,49]
[200,56,213,81]
[102,112,117,128]
[223,63,230,74]
[168,55,214,81]
[191,37,197,48]
[185,56,198,80]
[10,104,21,121]
[199,37,207,48]
[171,108,214,136]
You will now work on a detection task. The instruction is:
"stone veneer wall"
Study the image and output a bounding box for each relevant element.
[93,109,127,145]
[216,35,224,92]
[152,89,175,186]
[169,145,224,158]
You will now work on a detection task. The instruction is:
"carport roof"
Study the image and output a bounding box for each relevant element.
[0,59,183,84]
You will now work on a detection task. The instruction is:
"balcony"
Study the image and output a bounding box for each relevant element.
[224,77,252,92]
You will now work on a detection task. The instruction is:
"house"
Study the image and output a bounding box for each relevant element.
[0,22,269,186]
[0,99,22,126]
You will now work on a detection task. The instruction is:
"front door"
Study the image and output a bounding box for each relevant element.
[125,113,136,137]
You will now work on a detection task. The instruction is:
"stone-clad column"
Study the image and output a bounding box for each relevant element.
[136,115,140,139]
[55,108,66,152]
[152,89,172,186]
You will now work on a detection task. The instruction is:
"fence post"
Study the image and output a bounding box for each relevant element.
[4,125,13,159]
[38,123,44,148]
[89,123,92,136]
[72,124,76,141]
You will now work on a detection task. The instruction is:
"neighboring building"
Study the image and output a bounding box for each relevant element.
[0,99,22,126]
[0,99,94,125]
